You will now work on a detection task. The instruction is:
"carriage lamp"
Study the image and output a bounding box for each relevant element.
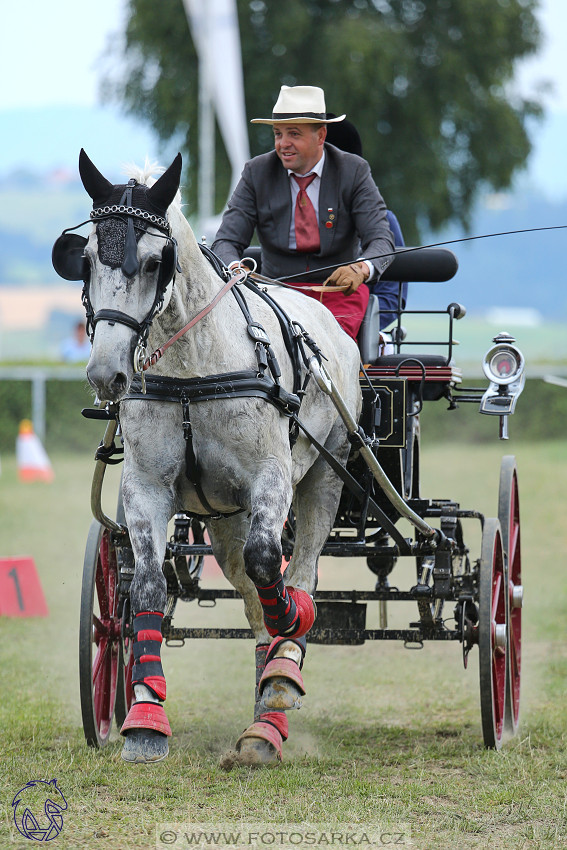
[479,333,526,439]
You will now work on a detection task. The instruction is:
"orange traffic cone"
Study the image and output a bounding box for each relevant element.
[16,420,54,482]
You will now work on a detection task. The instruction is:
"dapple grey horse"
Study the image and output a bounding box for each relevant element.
[55,150,361,766]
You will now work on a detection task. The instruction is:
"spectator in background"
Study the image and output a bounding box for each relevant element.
[60,320,91,362]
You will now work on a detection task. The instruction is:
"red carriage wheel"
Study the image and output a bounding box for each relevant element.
[478,518,507,750]
[79,519,122,747]
[113,489,134,729]
[113,599,134,729]
[499,456,522,736]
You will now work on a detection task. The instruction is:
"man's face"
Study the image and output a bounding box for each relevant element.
[273,123,327,174]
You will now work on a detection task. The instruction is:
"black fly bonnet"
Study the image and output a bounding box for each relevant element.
[52,149,182,344]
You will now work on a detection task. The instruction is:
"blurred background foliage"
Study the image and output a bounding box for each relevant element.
[0,376,564,454]
[102,0,543,243]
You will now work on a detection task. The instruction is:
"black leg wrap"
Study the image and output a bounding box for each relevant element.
[255,575,299,636]
[131,611,166,701]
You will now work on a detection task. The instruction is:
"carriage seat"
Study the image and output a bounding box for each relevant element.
[364,353,461,401]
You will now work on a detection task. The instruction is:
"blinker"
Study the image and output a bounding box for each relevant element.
[52,232,89,281]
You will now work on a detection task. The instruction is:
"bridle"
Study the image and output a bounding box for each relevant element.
[53,193,179,378]
[87,216,178,376]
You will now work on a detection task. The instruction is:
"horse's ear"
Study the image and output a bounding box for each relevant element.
[79,148,114,204]
[146,153,182,213]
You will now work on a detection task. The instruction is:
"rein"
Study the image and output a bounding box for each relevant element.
[142,268,248,371]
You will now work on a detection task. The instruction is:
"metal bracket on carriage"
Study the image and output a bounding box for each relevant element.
[307,355,455,545]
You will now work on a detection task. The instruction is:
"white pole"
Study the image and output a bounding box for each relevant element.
[197,3,215,228]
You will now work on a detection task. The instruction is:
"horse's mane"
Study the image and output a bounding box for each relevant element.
[122,158,183,209]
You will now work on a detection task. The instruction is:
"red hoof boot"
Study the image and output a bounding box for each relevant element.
[120,702,171,764]
[258,656,305,712]
[235,712,288,766]
[121,701,172,737]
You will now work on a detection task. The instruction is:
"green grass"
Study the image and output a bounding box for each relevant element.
[1,442,567,849]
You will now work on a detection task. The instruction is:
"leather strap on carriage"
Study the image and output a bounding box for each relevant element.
[289,413,411,554]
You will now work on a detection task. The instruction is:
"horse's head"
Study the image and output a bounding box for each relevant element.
[52,149,182,401]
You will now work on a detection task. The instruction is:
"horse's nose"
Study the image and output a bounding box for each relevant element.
[86,363,129,401]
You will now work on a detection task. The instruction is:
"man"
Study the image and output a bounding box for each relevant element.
[212,85,395,340]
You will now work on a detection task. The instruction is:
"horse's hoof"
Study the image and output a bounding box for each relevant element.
[220,717,286,770]
[238,736,280,766]
[121,728,169,764]
[258,676,303,711]
[220,738,281,771]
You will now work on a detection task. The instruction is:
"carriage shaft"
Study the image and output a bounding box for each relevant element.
[308,357,440,540]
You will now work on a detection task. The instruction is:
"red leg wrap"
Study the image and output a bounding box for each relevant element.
[120,701,172,737]
[256,578,315,638]
[259,657,305,697]
[259,711,289,741]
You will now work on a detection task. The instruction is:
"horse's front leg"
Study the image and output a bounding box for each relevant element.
[119,480,172,764]
[234,462,315,763]
[204,513,283,767]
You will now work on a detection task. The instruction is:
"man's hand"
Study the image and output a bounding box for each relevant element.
[323,261,369,295]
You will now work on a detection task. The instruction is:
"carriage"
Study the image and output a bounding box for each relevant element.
[53,151,525,763]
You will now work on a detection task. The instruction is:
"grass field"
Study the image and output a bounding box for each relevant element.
[1,440,567,849]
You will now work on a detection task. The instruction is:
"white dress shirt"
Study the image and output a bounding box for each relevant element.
[286,150,375,279]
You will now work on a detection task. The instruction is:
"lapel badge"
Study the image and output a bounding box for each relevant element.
[325,208,335,229]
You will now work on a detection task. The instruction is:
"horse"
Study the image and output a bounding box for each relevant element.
[52,150,362,766]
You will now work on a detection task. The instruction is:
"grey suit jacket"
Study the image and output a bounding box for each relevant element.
[212,143,395,283]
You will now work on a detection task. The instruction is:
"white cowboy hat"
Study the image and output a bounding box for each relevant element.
[250,85,346,125]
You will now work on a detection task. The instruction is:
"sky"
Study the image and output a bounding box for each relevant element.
[1,0,566,196]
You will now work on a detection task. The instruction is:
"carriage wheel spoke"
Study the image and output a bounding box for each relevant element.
[92,637,109,687]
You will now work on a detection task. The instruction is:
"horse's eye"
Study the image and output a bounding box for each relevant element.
[146,258,160,275]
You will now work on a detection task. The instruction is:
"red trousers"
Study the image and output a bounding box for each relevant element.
[285,282,369,340]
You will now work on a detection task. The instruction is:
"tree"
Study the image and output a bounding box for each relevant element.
[102,0,543,243]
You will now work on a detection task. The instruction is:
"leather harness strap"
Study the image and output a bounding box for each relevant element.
[142,269,247,371]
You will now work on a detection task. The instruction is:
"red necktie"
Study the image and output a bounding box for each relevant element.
[292,173,320,253]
